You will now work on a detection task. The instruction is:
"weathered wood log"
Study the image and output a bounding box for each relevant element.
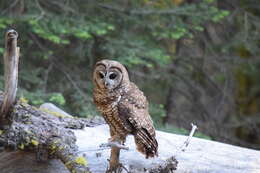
[2,122,259,173]
[0,97,92,173]
[75,125,260,173]
[0,30,91,173]
[0,29,20,125]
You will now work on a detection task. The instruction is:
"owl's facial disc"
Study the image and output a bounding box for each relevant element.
[94,63,124,91]
[94,64,107,90]
[104,70,122,90]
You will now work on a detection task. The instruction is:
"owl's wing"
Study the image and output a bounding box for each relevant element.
[118,83,158,158]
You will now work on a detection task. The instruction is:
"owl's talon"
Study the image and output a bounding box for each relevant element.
[106,161,127,173]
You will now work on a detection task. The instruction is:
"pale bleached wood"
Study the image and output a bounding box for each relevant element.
[1,112,260,173]
[0,29,20,119]
[75,125,260,173]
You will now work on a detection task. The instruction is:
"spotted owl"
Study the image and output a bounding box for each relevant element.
[93,59,158,158]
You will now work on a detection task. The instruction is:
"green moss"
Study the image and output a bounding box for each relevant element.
[39,108,67,118]
[50,144,57,154]
[19,143,25,150]
[31,139,39,146]
[25,130,32,134]
[75,156,87,166]
[19,97,28,104]
[157,124,212,140]
[65,160,72,168]
[0,130,3,135]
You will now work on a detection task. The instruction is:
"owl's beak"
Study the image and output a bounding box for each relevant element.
[104,81,113,90]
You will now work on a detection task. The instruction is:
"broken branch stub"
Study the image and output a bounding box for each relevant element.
[0,29,20,122]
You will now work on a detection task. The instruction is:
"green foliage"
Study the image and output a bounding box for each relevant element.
[19,90,45,106]
[149,103,211,139]
[0,0,232,138]
[48,93,65,106]
[211,8,230,23]
[149,103,166,125]
[0,17,13,29]
[0,48,3,55]
[157,124,212,140]
[19,90,66,107]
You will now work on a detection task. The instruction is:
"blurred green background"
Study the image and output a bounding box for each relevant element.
[0,0,259,149]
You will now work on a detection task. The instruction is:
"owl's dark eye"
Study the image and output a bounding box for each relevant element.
[99,72,104,79]
[109,73,117,79]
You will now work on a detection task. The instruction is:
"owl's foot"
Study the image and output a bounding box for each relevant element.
[108,135,121,143]
[106,160,128,173]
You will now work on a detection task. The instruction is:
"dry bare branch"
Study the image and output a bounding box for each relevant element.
[99,142,129,150]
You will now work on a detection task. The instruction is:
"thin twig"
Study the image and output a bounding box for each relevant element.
[35,0,45,20]
[100,142,129,150]
[53,62,89,102]
[77,142,129,153]
[43,63,53,93]
[175,123,198,155]
[1,0,20,15]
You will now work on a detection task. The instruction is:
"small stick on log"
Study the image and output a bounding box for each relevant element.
[149,123,198,173]
[0,29,20,121]
[177,123,198,153]
[173,123,197,157]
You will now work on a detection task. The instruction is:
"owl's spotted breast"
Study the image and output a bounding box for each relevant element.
[94,90,131,140]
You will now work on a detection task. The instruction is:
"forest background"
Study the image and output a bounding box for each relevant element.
[0,0,259,150]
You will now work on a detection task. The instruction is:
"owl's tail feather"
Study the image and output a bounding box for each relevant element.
[134,128,158,158]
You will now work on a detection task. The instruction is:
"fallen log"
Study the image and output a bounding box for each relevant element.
[76,125,260,173]
[1,121,260,173]
[0,30,91,173]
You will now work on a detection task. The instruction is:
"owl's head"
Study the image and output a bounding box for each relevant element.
[93,60,130,90]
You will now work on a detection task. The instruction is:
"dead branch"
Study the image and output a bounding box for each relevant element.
[99,142,129,150]
[147,123,197,173]
[0,29,20,122]
[177,123,198,153]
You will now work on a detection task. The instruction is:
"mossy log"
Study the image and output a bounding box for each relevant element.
[0,29,92,173]
[0,96,94,173]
